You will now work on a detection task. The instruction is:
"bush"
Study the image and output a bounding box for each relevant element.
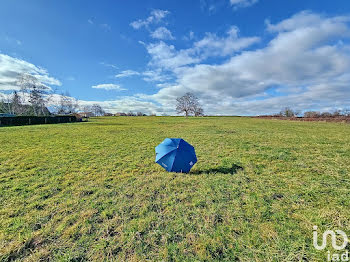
[304,111,321,118]
[320,112,332,118]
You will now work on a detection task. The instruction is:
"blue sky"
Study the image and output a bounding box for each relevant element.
[1,0,350,115]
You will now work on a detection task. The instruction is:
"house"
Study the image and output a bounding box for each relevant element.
[115,112,127,116]
[78,112,94,118]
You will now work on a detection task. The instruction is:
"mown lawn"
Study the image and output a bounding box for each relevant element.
[0,117,349,261]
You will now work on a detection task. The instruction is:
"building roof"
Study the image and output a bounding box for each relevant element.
[0,113,16,117]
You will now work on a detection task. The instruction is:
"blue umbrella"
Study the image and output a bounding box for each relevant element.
[155,138,197,173]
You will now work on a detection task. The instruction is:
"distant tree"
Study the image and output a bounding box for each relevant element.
[17,74,50,116]
[127,111,136,116]
[91,104,105,116]
[137,112,144,116]
[176,92,203,117]
[279,107,296,117]
[0,91,26,115]
[11,91,24,115]
[304,111,321,118]
[321,112,332,118]
[0,94,12,114]
[82,105,92,113]
[0,98,4,113]
[55,92,79,115]
[193,105,204,116]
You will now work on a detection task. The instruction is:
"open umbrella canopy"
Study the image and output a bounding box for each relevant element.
[155,138,197,173]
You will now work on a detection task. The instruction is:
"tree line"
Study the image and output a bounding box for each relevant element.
[1,74,205,118]
[277,107,350,118]
[0,74,106,117]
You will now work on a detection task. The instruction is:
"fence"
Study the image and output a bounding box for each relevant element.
[0,116,78,126]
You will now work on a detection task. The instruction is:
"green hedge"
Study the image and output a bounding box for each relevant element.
[0,116,78,126]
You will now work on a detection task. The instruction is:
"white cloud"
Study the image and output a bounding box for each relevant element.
[144,11,350,115]
[0,54,61,91]
[265,11,350,33]
[156,83,172,88]
[151,27,175,40]
[200,0,224,15]
[130,9,170,29]
[91,84,126,91]
[193,26,260,58]
[143,26,259,71]
[77,97,164,115]
[100,62,118,69]
[151,9,170,21]
[146,41,200,70]
[230,0,258,9]
[114,68,171,82]
[115,70,140,78]
[142,69,171,82]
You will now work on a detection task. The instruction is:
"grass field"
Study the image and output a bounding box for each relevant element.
[1,117,349,261]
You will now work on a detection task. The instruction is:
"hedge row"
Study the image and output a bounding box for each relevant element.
[0,116,78,126]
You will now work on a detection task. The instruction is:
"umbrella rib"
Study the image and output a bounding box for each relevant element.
[170,151,178,172]
[156,148,177,166]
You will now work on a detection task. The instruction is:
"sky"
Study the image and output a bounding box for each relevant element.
[1,0,350,115]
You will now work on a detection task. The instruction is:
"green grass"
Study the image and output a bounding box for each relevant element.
[0,117,349,261]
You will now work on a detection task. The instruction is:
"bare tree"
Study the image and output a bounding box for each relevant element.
[0,94,12,114]
[11,91,23,115]
[55,92,79,115]
[81,105,92,113]
[304,111,321,118]
[176,92,203,117]
[91,104,105,116]
[17,74,50,116]
[279,107,296,117]
[0,98,4,113]
[0,91,25,115]
[193,105,204,116]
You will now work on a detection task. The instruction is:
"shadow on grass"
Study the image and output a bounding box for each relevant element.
[191,163,243,175]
